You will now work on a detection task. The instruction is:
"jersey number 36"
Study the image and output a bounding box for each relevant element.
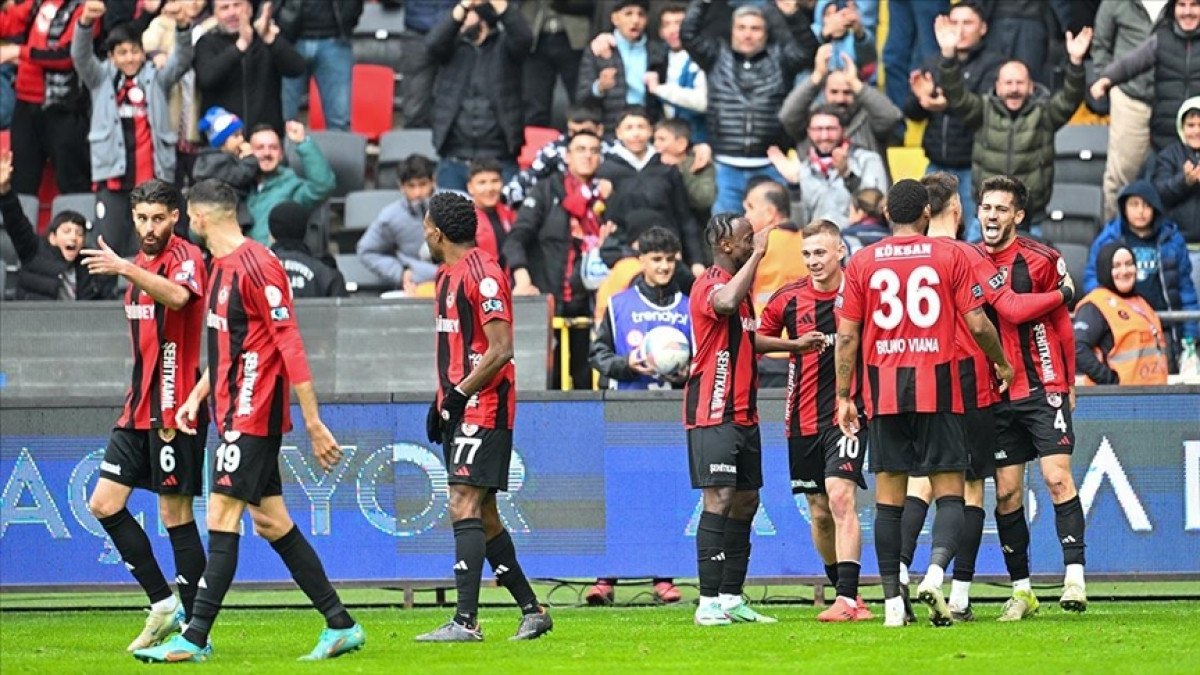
[869,266,942,330]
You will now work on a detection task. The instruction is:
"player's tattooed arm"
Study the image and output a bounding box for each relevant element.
[962,307,1014,391]
[457,319,514,397]
[834,319,861,399]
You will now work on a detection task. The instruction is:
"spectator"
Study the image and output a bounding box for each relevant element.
[682,0,818,214]
[397,0,457,128]
[841,186,887,253]
[977,0,1069,85]
[880,0,946,131]
[811,0,877,76]
[268,201,348,298]
[194,106,259,204]
[357,154,439,291]
[277,0,363,131]
[245,121,335,245]
[72,2,195,258]
[1091,0,1166,222]
[779,42,902,157]
[142,0,219,189]
[905,0,1002,243]
[0,151,112,301]
[1092,0,1200,155]
[467,157,516,265]
[504,130,608,390]
[520,0,593,127]
[742,176,808,387]
[1084,179,1198,369]
[1153,97,1200,295]
[194,0,305,136]
[504,103,616,205]
[578,0,667,131]
[427,0,531,192]
[0,0,95,196]
[768,105,888,224]
[654,117,716,227]
[644,2,707,143]
[597,106,704,275]
[1075,242,1170,385]
[936,16,1092,235]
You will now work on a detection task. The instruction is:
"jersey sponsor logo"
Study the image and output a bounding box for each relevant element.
[237,352,259,416]
[124,303,155,320]
[100,461,122,475]
[742,316,757,332]
[709,463,736,475]
[206,310,228,332]
[435,316,460,333]
[270,306,290,322]
[971,283,983,299]
[160,342,177,411]
[874,242,932,259]
[988,271,1006,290]
[264,285,284,308]
[630,309,690,326]
[710,350,730,413]
[791,478,817,490]
[481,298,505,314]
[1032,322,1058,382]
[479,277,500,298]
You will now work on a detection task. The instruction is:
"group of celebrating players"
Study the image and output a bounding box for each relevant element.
[67,154,1085,662]
[686,172,1086,628]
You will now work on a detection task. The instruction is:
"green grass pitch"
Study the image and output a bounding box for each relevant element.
[2,585,1199,674]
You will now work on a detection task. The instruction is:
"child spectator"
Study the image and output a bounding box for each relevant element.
[653,117,715,228]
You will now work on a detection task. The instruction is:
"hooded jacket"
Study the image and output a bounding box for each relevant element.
[0,191,113,301]
[595,145,703,266]
[1152,95,1200,243]
[1083,180,1198,341]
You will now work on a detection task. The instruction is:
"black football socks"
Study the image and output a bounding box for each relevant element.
[874,504,903,599]
[183,530,239,648]
[899,496,928,571]
[718,517,753,596]
[167,521,206,621]
[929,496,964,571]
[485,530,540,615]
[270,526,354,629]
[1054,495,1087,566]
[835,561,861,600]
[98,508,172,605]
[824,563,838,587]
[696,511,726,598]
[452,518,486,626]
[996,507,1031,582]
[952,505,986,583]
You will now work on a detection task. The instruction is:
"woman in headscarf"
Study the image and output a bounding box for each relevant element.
[1074,242,1170,385]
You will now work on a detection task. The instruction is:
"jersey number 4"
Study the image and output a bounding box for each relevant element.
[870,266,942,329]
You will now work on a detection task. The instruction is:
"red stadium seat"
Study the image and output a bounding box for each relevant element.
[306,64,396,142]
[0,129,9,153]
[518,126,560,170]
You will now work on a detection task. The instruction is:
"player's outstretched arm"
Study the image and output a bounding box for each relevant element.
[963,307,1014,391]
[833,318,861,437]
[176,369,211,435]
[293,380,342,471]
[80,236,192,310]
[755,332,826,354]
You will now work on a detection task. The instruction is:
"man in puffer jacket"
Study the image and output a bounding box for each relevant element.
[936,15,1092,234]
[1084,179,1198,371]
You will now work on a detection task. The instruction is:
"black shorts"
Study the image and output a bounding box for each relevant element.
[688,423,763,490]
[101,427,207,496]
[868,412,967,475]
[993,392,1075,467]
[210,431,283,506]
[788,425,868,495]
[444,423,513,492]
[913,407,996,480]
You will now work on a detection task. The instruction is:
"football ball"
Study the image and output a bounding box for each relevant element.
[640,326,691,378]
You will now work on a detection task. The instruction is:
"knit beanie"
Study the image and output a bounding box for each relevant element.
[199,106,244,148]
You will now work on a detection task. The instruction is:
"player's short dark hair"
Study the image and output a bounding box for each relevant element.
[105,24,143,53]
[655,117,691,142]
[919,172,959,216]
[467,157,503,181]
[809,104,846,128]
[397,154,436,185]
[950,0,986,20]
[658,2,687,21]
[247,123,278,139]
[566,104,603,127]
[802,218,841,239]
[50,210,87,236]
[189,179,239,213]
[979,174,1028,212]
[636,226,681,256]
[704,212,741,249]
[853,187,885,220]
[616,105,651,127]
[886,179,929,225]
[130,179,181,212]
[747,178,790,217]
[427,192,477,244]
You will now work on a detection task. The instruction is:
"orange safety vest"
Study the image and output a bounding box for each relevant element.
[752,227,808,361]
[1078,287,1169,386]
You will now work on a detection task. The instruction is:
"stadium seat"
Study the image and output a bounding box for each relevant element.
[519,126,560,170]
[307,64,397,142]
[51,192,97,223]
[288,130,368,201]
[1045,183,1104,246]
[334,253,391,294]
[351,2,407,113]
[377,129,438,186]
[1054,125,1108,185]
[338,189,401,251]
[354,1,407,38]
[1053,242,1089,310]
